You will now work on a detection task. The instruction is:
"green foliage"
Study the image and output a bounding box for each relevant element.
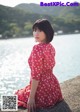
[0,4,80,39]
[15,3,80,18]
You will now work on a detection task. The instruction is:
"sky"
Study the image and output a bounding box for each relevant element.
[0,0,80,7]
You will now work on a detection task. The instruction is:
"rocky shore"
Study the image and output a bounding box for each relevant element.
[61,76,80,112]
[0,76,80,112]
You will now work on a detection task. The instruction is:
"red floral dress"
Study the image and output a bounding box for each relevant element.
[14,42,63,109]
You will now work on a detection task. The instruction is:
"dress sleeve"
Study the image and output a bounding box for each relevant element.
[31,45,43,81]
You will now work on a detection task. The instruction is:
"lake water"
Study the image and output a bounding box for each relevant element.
[0,34,80,97]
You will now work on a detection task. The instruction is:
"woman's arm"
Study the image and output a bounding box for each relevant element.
[27,45,43,112]
[27,79,39,112]
[29,79,39,98]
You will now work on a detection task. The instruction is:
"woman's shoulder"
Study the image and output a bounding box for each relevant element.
[33,42,52,47]
[33,42,55,52]
[32,43,43,53]
[33,42,47,50]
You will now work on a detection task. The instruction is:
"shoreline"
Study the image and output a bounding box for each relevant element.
[0,75,80,112]
[0,33,80,40]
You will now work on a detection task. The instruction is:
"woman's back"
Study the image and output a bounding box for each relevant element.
[28,42,63,108]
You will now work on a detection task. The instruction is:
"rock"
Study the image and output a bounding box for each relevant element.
[61,76,80,112]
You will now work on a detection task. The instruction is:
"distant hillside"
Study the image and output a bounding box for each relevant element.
[0,4,80,39]
[15,3,80,19]
[0,5,53,24]
[0,5,54,39]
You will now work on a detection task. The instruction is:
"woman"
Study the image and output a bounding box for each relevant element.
[15,19,72,112]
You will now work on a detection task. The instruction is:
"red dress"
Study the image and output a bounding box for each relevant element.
[14,42,63,109]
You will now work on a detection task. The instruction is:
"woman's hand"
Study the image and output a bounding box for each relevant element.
[27,96,36,112]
